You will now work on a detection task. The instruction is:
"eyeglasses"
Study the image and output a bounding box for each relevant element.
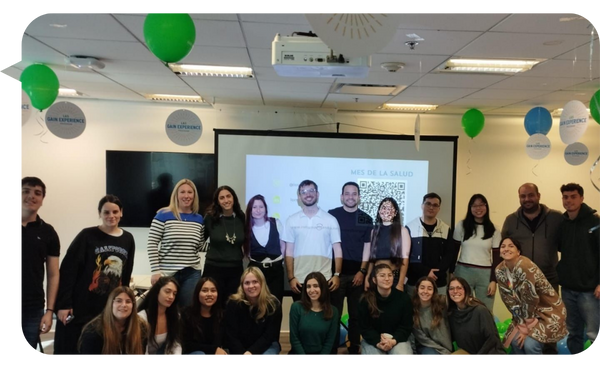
[448,286,464,292]
[471,204,487,209]
[423,202,440,208]
[300,188,317,195]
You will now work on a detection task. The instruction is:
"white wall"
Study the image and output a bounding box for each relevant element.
[22,98,600,324]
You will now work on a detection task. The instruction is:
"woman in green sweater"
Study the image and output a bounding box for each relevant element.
[289,272,339,354]
[358,263,413,354]
[203,185,246,305]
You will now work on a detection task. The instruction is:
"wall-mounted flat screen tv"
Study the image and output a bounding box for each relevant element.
[106,150,216,227]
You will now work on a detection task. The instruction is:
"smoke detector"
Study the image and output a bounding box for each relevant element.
[66,55,105,70]
[380,62,405,73]
[404,41,419,50]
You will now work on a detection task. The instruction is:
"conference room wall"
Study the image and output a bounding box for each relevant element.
[21,98,600,328]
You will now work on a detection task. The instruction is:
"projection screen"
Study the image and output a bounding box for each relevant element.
[215,130,458,227]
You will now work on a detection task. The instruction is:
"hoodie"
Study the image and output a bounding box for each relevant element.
[557,203,600,291]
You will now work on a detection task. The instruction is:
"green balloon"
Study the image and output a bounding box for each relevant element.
[341,314,349,325]
[144,14,196,63]
[584,339,592,350]
[20,64,59,111]
[590,89,600,124]
[461,108,485,138]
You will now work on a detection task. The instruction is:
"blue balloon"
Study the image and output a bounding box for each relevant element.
[339,325,348,346]
[524,107,552,135]
[557,335,570,354]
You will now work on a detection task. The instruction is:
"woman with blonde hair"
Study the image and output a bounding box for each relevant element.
[224,266,282,354]
[147,179,205,307]
[78,286,148,354]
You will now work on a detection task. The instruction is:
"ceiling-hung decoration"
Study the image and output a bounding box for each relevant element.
[524,107,552,136]
[144,14,196,63]
[559,100,589,145]
[525,134,551,160]
[20,64,59,111]
[564,142,589,166]
[45,101,86,139]
[165,109,202,146]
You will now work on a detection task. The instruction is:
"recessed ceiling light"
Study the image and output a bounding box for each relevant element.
[380,103,438,112]
[58,88,82,97]
[169,64,254,78]
[49,23,67,28]
[439,58,544,75]
[144,94,205,103]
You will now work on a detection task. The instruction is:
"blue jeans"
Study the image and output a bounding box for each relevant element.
[172,267,202,308]
[454,264,495,312]
[561,287,599,354]
[187,350,206,358]
[22,309,43,349]
[361,340,413,354]
[510,336,544,354]
[417,346,441,355]
[262,341,281,355]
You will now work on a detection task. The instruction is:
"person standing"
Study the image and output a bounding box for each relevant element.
[365,197,410,291]
[328,181,373,354]
[501,183,562,355]
[289,272,339,354]
[203,185,246,304]
[557,183,599,354]
[405,193,453,296]
[495,237,567,354]
[21,177,60,349]
[283,180,342,301]
[285,181,343,354]
[451,194,501,313]
[54,195,136,354]
[147,179,204,307]
[501,183,562,290]
[245,194,286,303]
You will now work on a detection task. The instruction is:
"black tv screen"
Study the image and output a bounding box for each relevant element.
[106,150,216,227]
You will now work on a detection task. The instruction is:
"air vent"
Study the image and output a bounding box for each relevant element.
[331,83,407,96]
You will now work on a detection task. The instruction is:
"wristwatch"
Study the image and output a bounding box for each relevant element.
[359,268,367,275]
[333,272,340,277]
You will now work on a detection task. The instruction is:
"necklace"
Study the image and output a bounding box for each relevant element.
[224,216,236,244]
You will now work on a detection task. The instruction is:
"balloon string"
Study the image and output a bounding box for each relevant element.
[590,154,600,192]
[34,110,48,144]
[466,138,472,175]
[531,161,539,177]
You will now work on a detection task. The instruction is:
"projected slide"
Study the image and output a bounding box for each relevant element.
[246,154,428,224]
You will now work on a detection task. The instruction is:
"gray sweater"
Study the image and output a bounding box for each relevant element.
[501,204,563,287]
[413,305,453,354]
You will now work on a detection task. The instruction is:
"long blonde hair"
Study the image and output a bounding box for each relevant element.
[79,286,148,354]
[229,267,278,321]
[159,178,200,221]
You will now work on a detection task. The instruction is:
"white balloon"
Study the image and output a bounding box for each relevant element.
[564,142,589,166]
[305,14,400,57]
[525,134,551,160]
[559,100,589,144]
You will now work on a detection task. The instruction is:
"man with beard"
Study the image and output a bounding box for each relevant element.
[328,182,373,354]
[501,183,563,290]
[283,180,342,303]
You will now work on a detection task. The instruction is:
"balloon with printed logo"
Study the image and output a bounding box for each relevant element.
[461,108,485,138]
[559,100,589,144]
[525,134,551,160]
[144,14,196,63]
[20,64,59,111]
[590,89,600,124]
[524,106,552,135]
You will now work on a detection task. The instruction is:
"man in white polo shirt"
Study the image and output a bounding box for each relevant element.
[283,179,342,302]
[282,180,342,358]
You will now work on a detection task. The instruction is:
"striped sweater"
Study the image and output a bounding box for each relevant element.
[147,210,205,275]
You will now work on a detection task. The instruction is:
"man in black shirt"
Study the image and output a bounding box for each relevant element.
[21,177,60,349]
[329,182,373,354]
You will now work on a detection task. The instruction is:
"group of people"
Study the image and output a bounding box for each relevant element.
[22,176,599,355]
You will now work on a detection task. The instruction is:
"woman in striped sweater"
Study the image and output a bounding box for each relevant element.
[147,178,205,308]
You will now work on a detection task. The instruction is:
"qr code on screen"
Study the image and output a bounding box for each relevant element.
[358,179,407,222]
